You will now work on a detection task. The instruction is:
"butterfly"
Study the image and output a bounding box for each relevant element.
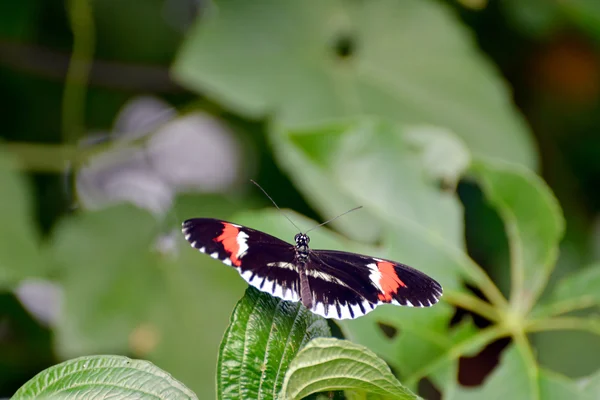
[181,216,442,320]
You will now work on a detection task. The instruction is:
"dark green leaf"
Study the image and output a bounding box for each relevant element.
[280,337,419,400]
[12,355,196,399]
[173,0,537,168]
[217,286,330,400]
[471,158,565,313]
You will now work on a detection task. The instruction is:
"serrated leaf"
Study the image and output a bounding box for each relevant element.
[0,150,43,288]
[217,286,331,400]
[280,337,419,400]
[471,158,565,313]
[173,0,537,168]
[12,355,196,399]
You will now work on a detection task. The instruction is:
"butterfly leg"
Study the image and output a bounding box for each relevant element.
[299,268,313,309]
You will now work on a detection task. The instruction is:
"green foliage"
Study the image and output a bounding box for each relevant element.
[217,287,330,400]
[5,0,600,399]
[173,0,537,169]
[12,355,196,399]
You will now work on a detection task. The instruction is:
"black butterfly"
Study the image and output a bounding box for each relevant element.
[182,218,442,319]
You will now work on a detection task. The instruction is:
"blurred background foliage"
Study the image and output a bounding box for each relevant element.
[2,0,600,398]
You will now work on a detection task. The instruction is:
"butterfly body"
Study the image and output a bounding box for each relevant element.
[182,218,442,320]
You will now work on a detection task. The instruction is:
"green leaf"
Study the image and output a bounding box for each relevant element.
[536,263,600,317]
[12,355,196,399]
[48,199,249,399]
[471,158,565,313]
[451,343,595,400]
[48,205,162,356]
[173,0,537,168]
[273,119,468,289]
[0,150,43,288]
[579,369,600,397]
[280,337,419,400]
[217,286,330,400]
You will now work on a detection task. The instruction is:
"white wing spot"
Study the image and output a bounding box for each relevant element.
[210,252,219,259]
[236,231,249,259]
[199,247,206,253]
[366,263,384,292]
[405,300,414,307]
[222,258,232,266]
[185,234,191,240]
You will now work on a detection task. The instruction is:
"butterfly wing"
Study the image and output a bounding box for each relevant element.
[305,249,443,319]
[182,218,302,302]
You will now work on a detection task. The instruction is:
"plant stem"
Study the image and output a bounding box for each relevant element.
[62,0,95,145]
[526,316,600,337]
[443,290,499,322]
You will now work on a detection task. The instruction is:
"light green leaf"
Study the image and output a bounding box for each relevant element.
[0,150,43,288]
[280,337,419,400]
[12,355,196,399]
[471,158,565,313]
[173,0,537,168]
[217,286,330,400]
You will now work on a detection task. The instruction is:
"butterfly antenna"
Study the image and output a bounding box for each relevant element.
[305,206,363,234]
[250,179,302,232]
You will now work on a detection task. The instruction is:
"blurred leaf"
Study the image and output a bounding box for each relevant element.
[471,158,565,313]
[273,119,468,289]
[560,0,600,41]
[12,355,196,399]
[47,198,249,399]
[217,287,330,400]
[500,0,562,39]
[450,344,536,399]
[173,0,537,168]
[535,262,600,317]
[0,0,39,39]
[48,205,162,356]
[0,150,43,289]
[404,125,471,189]
[451,342,595,400]
[280,337,419,400]
[580,369,600,397]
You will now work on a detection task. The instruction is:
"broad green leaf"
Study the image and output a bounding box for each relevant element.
[173,0,537,168]
[471,158,565,313]
[12,355,196,399]
[0,150,43,288]
[217,286,330,400]
[280,337,419,400]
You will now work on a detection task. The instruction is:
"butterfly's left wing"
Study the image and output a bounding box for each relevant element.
[182,218,302,302]
[305,249,443,319]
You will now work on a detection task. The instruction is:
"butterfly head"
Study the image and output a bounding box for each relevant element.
[294,233,310,248]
